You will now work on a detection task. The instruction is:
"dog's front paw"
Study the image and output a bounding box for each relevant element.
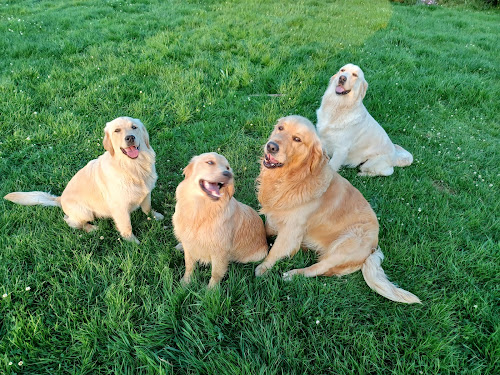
[124,234,140,244]
[152,210,164,221]
[255,263,269,277]
[282,270,297,281]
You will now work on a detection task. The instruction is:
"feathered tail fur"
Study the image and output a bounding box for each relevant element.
[4,192,61,207]
[362,248,421,304]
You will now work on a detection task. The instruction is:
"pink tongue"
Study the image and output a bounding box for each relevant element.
[335,85,345,94]
[267,154,279,164]
[125,146,139,159]
[204,181,221,196]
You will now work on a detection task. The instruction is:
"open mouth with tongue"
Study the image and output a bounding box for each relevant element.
[335,85,351,95]
[121,146,140,159]
[263,153,284,169]
[199,179,225,200]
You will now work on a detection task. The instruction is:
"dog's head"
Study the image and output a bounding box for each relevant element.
[103,117,151,159]
[328,63,368,101]
[182,152,234,201]
[262,115,326,174]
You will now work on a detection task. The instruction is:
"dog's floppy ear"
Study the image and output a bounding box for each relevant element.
[103,127,115,156]
[226,181,235,199]
[182,157,197,179]
[309,141,327,173]
[329,73,339,85]
[134,119,151,149]
[360,79,368,100]
[143,129,151,149]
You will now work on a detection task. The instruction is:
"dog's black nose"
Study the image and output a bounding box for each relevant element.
[267,141,279,153]
[125,135,135,144]
[222,170,232,178]
[338,75,347,84]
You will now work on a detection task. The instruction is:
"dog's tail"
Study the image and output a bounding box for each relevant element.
[394,144,413,167]
[4,192,61,207]
[361,247,421,304]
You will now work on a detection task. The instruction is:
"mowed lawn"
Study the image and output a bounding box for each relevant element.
[0,0,498,373]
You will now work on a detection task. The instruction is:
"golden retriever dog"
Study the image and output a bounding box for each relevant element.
[255,115,420,303]
[4,116,163,243]
[316,63,413,176]
[172,152,268,288]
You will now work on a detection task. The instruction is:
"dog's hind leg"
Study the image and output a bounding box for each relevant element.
[358,155,394,176]
[63,204,97,233]
[394,144,413,167]
[283,231,374,280]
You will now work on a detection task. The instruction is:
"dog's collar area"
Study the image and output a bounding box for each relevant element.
[121,145,140,159]
[263,154,284,169]
[199,179,224,200]
[335,85,351,95]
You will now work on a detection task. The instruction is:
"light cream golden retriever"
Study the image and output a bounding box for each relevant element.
[316,63,413,176]
[255,115,420,303]
[172,152,268,288]
[4,116,163,243]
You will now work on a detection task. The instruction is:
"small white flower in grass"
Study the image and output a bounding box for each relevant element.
[418,208,422,213]
[25,286,31,291]
[8,362,12,366]
[489,184,493,187]
[316,320,320,325]
[99,236,104,240]
[473,305,478,309]
[19,361,23,366]
[26,136,30,140]
[2,293,7,298]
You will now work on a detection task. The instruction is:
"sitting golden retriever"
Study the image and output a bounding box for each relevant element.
[4,116,163,243]
[255,115,420,303]
[172,152,268,288]
[316,63,413,176]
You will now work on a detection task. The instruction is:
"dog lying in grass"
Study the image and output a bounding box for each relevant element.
[316,63,413,176]
[255,115,420,303]
[4,116,163,243]
[173,152,268,288]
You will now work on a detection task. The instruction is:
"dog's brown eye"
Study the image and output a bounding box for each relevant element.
[114,129,121,133]
[226,166,230,170]
[131,125,137,130]
[340,69,345,72]
[278,126,284,131]
[207,161,214,165]
[353,73,358,77]
[293,136,301,142]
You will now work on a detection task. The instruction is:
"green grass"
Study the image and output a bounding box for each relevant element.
[1,0,498,373]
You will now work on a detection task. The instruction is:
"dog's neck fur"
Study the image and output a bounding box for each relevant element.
[317,87,367,130]
[108,148,157,188]
[257,156,333,212]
